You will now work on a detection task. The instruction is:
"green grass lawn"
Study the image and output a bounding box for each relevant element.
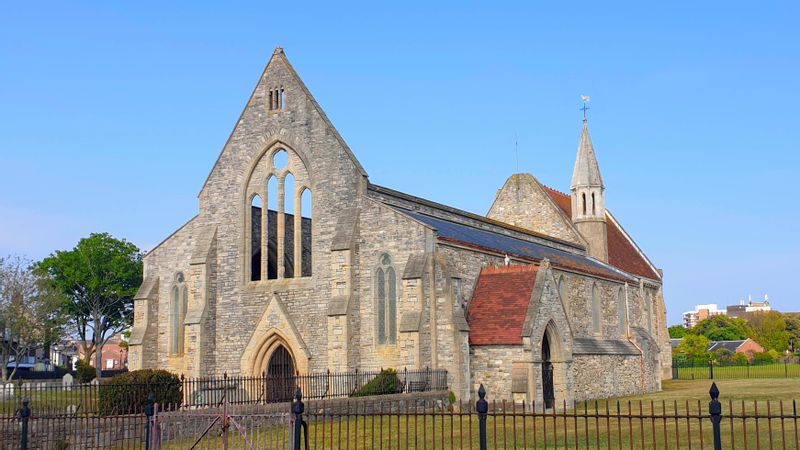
[150,379,800,449]
[674,362,800,380]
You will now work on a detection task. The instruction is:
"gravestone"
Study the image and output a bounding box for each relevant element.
[62,373,74,390]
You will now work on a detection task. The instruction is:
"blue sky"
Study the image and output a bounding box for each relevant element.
[1,2,798,324]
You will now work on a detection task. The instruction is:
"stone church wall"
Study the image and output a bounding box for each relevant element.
[354,199,429,371]
[487,174,583,246]
[571,354,646,401]
[184,51,369,377]
[135,217,198,373]
[470,345,525,398]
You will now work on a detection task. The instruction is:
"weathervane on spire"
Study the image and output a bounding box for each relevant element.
[580,95,590,121]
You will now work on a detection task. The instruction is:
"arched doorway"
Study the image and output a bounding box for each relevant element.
[542,333,555,409]
[266,345,295,402]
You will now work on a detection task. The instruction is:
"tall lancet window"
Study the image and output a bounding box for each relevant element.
[646,294,653,333]
[169,272,188,355]
[250,195,263,281]
[617,287,627,334]
[300,188,313,277]
[591,283,600,334]
[283,172,295,278]
[582,193,587,215]
[245,145,313,282]
[375,253,397,345]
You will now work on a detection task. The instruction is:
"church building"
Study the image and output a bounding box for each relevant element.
[129,48,671,404]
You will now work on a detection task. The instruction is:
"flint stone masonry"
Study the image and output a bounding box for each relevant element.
[129,48,670,404]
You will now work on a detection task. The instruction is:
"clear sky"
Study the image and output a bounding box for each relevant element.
[1,2,798,324]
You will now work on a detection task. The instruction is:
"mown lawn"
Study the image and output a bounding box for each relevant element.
[673,362,800,380]
[152,378,800,449]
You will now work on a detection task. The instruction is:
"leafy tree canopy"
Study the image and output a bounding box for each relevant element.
[36,233,142,379]
[675,334,711,361]
[668,325,687,338]
[689,315,751,341]
[748,311,791,352]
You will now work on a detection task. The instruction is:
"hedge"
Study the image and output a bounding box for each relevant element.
[351,369,402,397]
[98,369,182,415]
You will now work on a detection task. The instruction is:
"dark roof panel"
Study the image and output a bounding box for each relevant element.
[397,208,634,282]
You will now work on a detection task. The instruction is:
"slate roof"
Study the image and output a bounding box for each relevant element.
[707,340,750,353]
[573,338,640,356]
[396,208,634,282]
[543,187,661,280]
[467,265,539,345]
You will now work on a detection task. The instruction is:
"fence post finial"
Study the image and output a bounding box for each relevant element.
[708,382,722,450]
[292,388,305,450]
[476,384,488,450]
[144,394,155,450]
[20,399,30,450]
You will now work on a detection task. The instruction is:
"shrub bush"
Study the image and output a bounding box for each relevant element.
[76,360,96,383]
[98,369,182,415]
[351,369,401,397]
[731,352,750,365]
[752,351,778,365]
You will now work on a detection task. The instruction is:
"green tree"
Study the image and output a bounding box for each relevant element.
[0,255,67,381]
[668,325,687,338]
[748,311,791,352]
[675,334,711,361]
[783,313,800,353]
[689,315,751,341]
[36,233,142,380]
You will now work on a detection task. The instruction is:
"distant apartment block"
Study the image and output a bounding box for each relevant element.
[683,295,773,328]
[683,304,726,328]
[727,295,771,318]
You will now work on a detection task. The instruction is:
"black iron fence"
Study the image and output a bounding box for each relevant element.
[4,381,798,449]
[673,358,800,380]
[0,368,448,417]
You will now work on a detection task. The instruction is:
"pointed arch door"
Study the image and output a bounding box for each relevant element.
[266,345,295,402]
[542,334,555,409]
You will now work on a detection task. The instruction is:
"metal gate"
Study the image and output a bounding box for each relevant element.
[150,402,291,449]
[266,345,296,403]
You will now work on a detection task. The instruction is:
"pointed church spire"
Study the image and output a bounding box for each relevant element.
[569,114,608,262]
[570,119,604,190]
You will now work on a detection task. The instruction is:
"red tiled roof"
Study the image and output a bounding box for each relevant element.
[542,186,660,280]
[467,265,539,345]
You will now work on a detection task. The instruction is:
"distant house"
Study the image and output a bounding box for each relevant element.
[75,333,129,370]
[671,338,764,357]
[707,339,764,356]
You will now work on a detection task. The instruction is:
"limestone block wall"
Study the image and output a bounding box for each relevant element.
[354,199,428,371]
[571,354,647,401]
[553,270,627,340]
[186,51,369,376]
[135,217,198,373]
[470,345,525,398]
[487,174,583,245]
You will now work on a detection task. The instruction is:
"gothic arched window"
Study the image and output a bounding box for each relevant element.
[375,254,397,345]
[617,286,627,334]
[582,193,587,215]
[591,283,600,334]
[169,272,188,355]
[245,145,312,282]
[250,194,263,281]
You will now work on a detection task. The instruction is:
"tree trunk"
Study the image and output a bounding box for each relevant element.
[94,341,103,379]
